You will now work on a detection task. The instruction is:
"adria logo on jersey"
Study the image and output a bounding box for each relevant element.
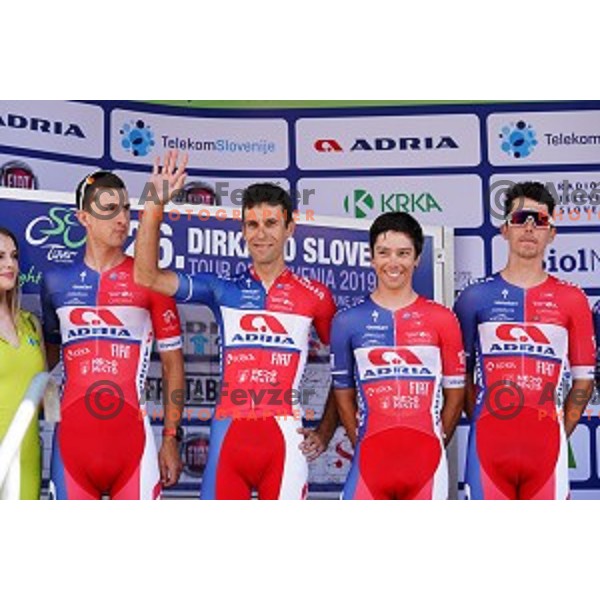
[224,309,305,348]
[239,314,288,334]
[495,324,551,344]
[70,308,124,327]
[483,323,560,358]
[360,346,434,379]
[66,308,132,340]
[367,348,422,366]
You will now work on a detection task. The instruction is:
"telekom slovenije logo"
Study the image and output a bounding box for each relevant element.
[499,120,538,159]
[120,119,155,157]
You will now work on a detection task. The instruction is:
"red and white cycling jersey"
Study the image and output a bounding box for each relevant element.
[176,266,336,419]
[330,295,465,500]
[331,295,465,442]
[454,274,596,500]
[41,256,182,500]
[42,256,182,412]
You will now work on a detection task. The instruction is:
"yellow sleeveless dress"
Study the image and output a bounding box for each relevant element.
[0,310,45,499]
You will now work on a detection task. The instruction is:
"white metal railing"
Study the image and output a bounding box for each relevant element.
[0,373,60,499]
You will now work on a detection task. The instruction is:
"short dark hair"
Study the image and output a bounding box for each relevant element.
[76,171,126,211]
[369,212,424,257]
[242,183,294,226]
[504,181,556,217]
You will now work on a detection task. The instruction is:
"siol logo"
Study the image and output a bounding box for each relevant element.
[499,120,538,159]
[0,160,38,189]
[544,247,600,274]
[120,119,155,157]
[0,113,85,138]
[70,308,124,327]
[344,188,442,219]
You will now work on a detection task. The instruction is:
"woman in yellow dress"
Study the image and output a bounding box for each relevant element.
[0,226,46,499]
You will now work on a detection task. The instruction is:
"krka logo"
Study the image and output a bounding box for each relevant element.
[344,189,442,219]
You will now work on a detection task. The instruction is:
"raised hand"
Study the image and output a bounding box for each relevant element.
[150,150,188,206]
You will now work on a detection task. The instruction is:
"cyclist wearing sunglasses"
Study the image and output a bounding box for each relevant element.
[41,172,185,499]
[454,182,596,500]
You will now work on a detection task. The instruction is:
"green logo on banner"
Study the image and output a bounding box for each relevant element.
[343,189,443,219]
[344,189,374,218]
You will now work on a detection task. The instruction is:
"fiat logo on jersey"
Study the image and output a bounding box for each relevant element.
[495,324,550,344]
[70,308,124,326]
[368,348,422,366]
[240,314,287,334]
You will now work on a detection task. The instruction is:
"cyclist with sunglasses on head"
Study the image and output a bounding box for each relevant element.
[454,182,596,500]
[41,172,185,499]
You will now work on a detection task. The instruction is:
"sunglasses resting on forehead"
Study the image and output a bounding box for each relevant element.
[505,209,555,229]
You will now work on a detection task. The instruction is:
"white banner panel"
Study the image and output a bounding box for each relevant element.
[110,109,289,170]
[296,114,481,170]
[297,174,483,226]
[0,154,99,193]
[0,101,104,158]
[113,169,290,209]
[492,232,600,287]
[489,171,600,226]
[487,110,600,166]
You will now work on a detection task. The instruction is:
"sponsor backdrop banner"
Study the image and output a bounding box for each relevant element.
[1,100,599,498]
[0,190,439,498]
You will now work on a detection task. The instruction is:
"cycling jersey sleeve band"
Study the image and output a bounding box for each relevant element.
[175,273,194,303]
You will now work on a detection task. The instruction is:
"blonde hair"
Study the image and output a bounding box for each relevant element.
[0,227,21,330]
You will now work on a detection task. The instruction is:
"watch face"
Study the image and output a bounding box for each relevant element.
[176,426,184,442]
